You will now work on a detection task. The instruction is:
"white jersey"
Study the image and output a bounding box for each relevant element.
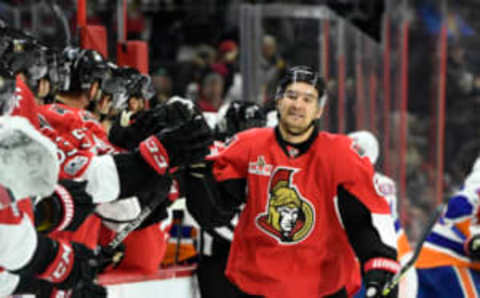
[373,172,418,298]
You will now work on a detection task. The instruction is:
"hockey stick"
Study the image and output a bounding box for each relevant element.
[382,203,445,296]
[107,188,170,250]
[90,190,171,270]
[46,0,72,47]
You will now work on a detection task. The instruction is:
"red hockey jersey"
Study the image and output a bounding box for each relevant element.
[11,76,39,129]
[211,127,393,297]
[38,104,119,155]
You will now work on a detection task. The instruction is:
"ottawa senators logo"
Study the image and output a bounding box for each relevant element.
[256,167,315,244]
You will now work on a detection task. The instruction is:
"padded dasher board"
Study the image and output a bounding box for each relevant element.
[117,41,149,74]
[80,25,109,58]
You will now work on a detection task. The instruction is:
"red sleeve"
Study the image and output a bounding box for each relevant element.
[11,76,40,129]
[334,136,390,214]
[210,132,252,182]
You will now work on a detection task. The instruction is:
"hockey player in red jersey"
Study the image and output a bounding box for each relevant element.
[186,66,399,298]
[348,131,418,298]
[0,114,106,298]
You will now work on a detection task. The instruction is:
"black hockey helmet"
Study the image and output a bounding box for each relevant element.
[101,66,154,109]
[0,68,17,116]
[2,42,49,92]
[63,47,110,92]
[275,65,327,106]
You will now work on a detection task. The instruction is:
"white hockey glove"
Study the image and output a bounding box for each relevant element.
[0,116,59,200]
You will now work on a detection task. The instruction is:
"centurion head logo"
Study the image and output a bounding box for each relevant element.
[256,167,315,244]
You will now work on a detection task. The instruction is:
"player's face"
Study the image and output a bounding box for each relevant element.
[277,205,299,232]
[277,82,322,137]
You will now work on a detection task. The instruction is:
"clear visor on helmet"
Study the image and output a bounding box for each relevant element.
[0,75,17,115]
[111,92,129,110]
[101,76,127,96]
[48,55,71,93]
[101,76,129,110]
[140,76,155,100]
[26,48,48,81]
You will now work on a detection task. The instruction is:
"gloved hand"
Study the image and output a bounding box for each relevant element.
[43,282,107,298]
[16,277,106,298]
[465,234,480,260]
[216,100,266,140]
[70,282,107,298]
[110,96,201,151]
[364,269,398,298]
[134,96,198,136]
[94,244,126,274]
[35,180,96,233]
[139,115,213,174]
[35,240,100,290]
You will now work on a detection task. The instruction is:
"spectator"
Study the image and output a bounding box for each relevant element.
[197,72,225,113]
[151,67,172,106]
[260,35,286,99]
[211,39,238,97]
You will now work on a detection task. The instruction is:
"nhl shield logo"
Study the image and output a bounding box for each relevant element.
[256,167,315,244]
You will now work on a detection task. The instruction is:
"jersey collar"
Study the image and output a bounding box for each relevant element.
[274,124,319,159]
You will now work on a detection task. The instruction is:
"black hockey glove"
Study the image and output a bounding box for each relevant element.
[13,236,101,291]
[134,96,198,137]
[216,100,266,140]
[43,241,101,290]
[139,115,213,173]
[13,269,106,298]
[363,269,398,298]
[109,96,199,150]
[69,282,107,298]
[35,282,107,298]
[35,180,96,233]
[94,243,126,274]
[465,234,480,261]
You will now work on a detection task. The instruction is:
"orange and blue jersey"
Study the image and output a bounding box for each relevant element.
[416,187,480,270]
[416,168,480,298]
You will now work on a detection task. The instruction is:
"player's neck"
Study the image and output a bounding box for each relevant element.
[278,123,314,144]
[55,92,89,110]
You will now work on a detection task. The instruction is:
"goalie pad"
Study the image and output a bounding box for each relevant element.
[0,116,59,199]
